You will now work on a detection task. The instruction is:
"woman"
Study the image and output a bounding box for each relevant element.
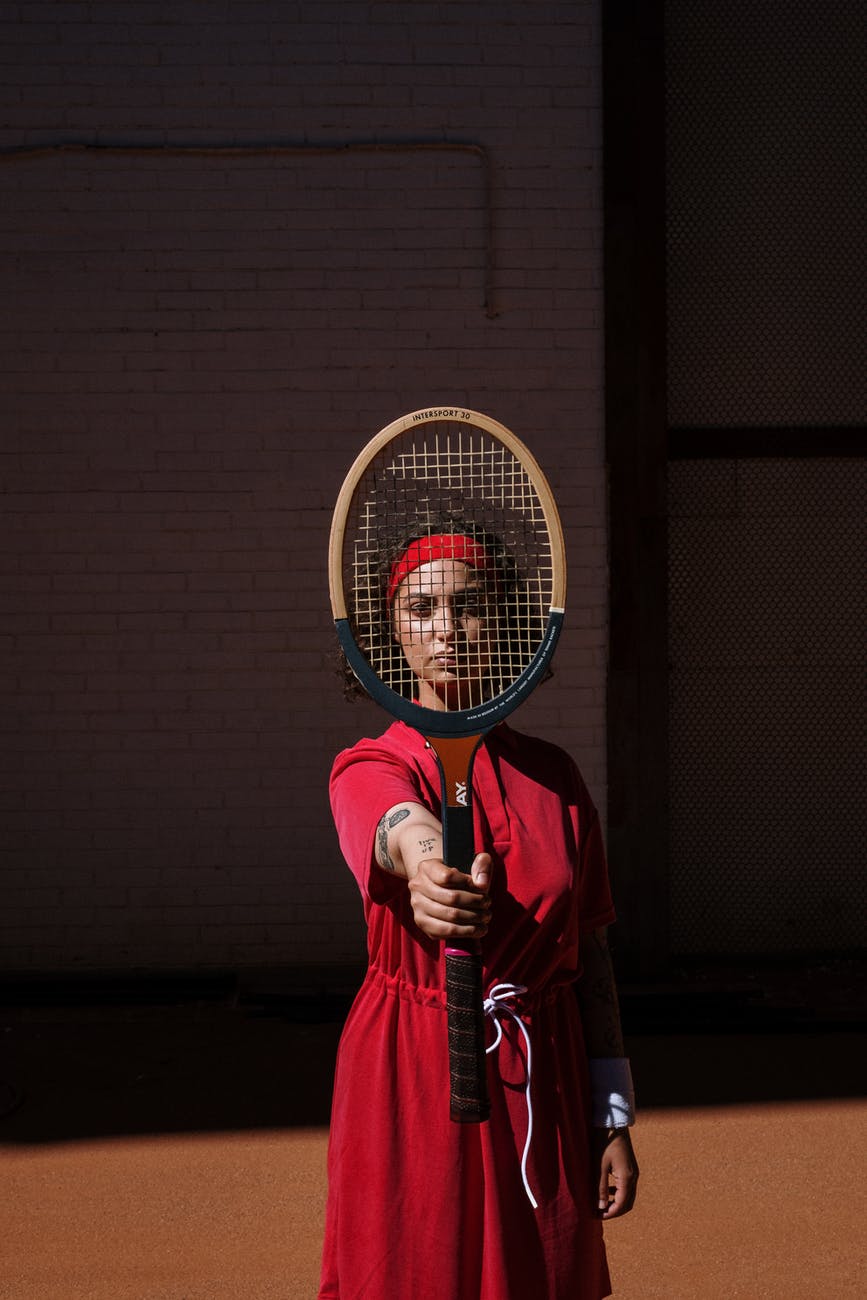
[319,527,638,1299]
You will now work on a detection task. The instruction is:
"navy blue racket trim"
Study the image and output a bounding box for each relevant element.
[334,609,564,739]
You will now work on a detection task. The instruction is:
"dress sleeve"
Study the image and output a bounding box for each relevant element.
[330,738,427,904]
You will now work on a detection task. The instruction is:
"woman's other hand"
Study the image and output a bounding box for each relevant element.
[593,1128,639,1219]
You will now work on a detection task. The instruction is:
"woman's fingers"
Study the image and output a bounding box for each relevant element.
[595,1131,639,1219]
[408,856,492,938]
[408,887,491,934]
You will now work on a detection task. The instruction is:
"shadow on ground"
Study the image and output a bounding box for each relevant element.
[1,958,863,1144]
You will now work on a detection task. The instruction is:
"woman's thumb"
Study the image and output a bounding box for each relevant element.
[471,853,492,890]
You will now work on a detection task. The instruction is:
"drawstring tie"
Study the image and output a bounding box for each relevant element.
[483,982,537,1209]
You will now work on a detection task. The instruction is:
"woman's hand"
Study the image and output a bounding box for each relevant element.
[374,802,493,942]
[593,1128,639,1219]
[406,853,493,941]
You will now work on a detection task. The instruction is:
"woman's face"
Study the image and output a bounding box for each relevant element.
[392,559,497,710]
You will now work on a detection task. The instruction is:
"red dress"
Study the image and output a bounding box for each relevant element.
[319,721,616,1300]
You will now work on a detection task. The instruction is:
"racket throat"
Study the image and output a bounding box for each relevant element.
[425,732,484,832]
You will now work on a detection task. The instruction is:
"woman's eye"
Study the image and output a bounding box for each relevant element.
[409,601,433,618]
[458,593,485,617]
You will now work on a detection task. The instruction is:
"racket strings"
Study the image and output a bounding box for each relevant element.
[343,421,554,711]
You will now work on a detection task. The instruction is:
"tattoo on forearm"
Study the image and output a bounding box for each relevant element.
[590,929,610,957]
[590,977,623,1054]
[376,806,410,872]
[418,837,435,855]
[578,929,625,1055]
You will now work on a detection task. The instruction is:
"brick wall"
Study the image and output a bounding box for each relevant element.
[1,2,607,973]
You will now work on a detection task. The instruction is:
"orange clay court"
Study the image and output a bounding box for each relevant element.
[1,994,864,1299]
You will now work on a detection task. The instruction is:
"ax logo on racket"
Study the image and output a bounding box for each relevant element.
[455,781,468,806]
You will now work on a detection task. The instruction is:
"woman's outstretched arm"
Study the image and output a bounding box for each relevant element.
[373,800,492,941]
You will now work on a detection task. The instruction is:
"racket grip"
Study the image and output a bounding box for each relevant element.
[445,944,490,1123]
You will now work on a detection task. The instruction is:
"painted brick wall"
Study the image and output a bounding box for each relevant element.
[1,1,607,973]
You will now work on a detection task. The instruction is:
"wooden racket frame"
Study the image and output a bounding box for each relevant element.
[329,406,567,1122]
[330,407,566,624]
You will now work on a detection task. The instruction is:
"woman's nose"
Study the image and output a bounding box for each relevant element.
[434,600,457,639]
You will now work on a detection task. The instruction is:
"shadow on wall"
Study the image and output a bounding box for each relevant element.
[1,958,864,1145]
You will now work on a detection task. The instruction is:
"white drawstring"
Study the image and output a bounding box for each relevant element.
[483,982,537,1209]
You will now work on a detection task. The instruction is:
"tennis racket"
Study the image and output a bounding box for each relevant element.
[329,406,566,1122]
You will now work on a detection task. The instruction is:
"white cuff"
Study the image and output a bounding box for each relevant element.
[588,1056,635,1128]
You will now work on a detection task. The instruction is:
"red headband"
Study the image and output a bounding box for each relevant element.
[386,533,495,607]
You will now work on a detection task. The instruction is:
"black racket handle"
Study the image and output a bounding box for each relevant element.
[442,802,490,1123]
[445,945,490,1121]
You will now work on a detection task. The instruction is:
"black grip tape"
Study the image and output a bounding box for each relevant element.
[445,948,490,1123]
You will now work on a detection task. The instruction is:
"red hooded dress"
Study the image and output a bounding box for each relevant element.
[318,720,616,1300]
